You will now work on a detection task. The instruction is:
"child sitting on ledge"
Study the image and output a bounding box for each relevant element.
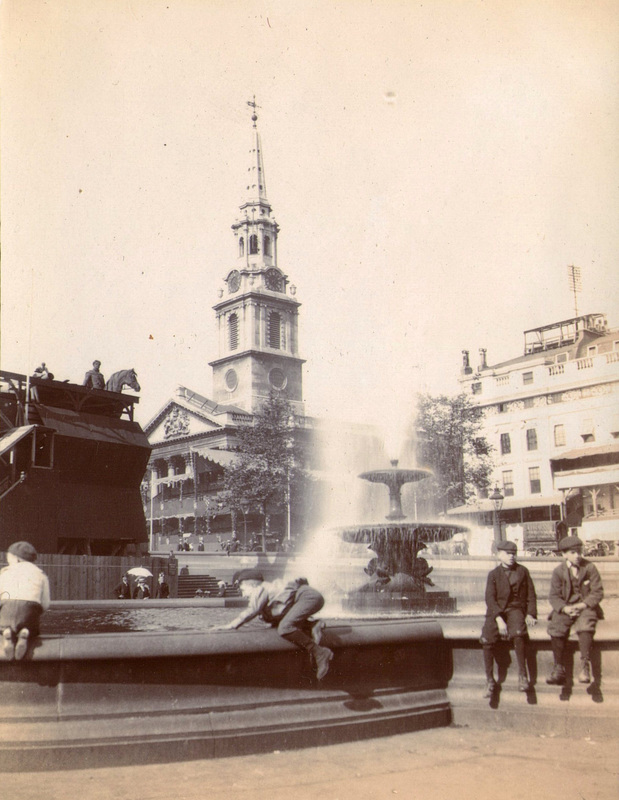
[0,541,51,661]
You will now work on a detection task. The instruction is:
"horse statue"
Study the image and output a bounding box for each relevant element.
[105,368,141,393]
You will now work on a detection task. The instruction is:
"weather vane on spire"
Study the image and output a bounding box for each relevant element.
[247,96,261,127]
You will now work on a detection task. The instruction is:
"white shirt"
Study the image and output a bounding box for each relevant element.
[0,561,51,609]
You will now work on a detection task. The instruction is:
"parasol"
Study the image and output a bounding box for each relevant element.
[127,567,153,578]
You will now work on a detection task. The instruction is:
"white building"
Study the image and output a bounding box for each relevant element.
[454,313,619,549]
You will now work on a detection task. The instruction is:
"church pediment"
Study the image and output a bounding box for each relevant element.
[147,402,222,444]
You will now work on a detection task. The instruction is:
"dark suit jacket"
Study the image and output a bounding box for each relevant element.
[548,559,604,615]
[485,563,537,619]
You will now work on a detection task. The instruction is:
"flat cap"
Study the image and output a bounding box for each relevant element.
[8,541,38,562]
[558,535,583,551]
[497,540,517,553]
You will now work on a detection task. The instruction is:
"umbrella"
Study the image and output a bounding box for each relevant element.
[127,567,153,578]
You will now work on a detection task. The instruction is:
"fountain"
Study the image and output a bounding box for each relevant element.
[337,459,466,614]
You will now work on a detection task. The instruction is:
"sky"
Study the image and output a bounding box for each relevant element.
[2,1,618,454]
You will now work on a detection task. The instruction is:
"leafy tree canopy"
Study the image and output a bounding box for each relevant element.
[223,391,300,517]
[413,392,493,514]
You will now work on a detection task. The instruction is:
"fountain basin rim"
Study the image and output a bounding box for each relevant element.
[335,521,469,544]
[359,468,432,484]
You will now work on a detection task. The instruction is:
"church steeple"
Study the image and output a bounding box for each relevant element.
[230,99,280,278]
[245,97,268,204]
[209,101,305,416]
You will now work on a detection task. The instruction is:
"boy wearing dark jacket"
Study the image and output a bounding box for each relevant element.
[546,535,604,686]
[480,540,537,696]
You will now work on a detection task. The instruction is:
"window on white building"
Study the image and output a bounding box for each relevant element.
[472,382,482,395]
[523,371,534,385]
[500,433,511,455]
[554,424,566,447]
[580,419,595,443]
[249,234,259,255]
[526,428,538,451]
[502,470,514,497]
[529,466,541,494]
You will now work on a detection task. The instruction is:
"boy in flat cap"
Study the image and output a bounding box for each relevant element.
[0,541,50,660]
[546,535,604,686]
[480,540,537,696]
[217,569,334,680]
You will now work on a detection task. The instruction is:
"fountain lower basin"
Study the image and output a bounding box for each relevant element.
[0,618,452,771]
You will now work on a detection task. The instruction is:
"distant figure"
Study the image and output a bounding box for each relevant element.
[105,368,140,393]
[114,574,131,600]
[180,565,189,577]
[197,537,205,552]
[132,577,151,600]
[83,360,105,389]
[32,363,54,380]
[0,541,50,661]
[216,580,226,597]
[154,572,170,599]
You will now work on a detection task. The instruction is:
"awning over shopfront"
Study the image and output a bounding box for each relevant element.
[554,465,619,490]
[551,443,619,463]
[447,493,563,516]
[190,446,238,467]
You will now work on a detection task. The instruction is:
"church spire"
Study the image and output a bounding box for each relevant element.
[245,96,268,204]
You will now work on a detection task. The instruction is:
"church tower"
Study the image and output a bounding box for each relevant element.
[210,101,305,416]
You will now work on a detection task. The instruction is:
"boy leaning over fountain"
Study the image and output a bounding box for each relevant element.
[217,569,334,680]
[546,535,604,686]
[480,540,537,696]
[0,541,51,661]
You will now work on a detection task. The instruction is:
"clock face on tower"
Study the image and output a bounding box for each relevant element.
[228,270,241,293]
[265,268,283,292]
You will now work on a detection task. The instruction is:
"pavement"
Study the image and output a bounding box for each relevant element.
[2,722,617,800]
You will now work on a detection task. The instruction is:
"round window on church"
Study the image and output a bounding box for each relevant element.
[225,369,238,391]
[269,368,287,390]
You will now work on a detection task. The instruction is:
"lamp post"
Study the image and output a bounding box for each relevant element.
[489,486,504,549]
[239,499,250,550]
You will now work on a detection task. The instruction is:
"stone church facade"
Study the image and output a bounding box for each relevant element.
[142,108,314,553]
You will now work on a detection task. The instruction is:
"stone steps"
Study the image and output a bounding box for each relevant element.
[177,575,240,598]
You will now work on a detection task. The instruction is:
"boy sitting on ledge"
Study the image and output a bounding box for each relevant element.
[0,541,51,661]
[546,535,604,686]
[217,569,334,680]
[480,540,537,696]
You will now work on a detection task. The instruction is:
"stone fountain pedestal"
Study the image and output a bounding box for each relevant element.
[338,460,466,614]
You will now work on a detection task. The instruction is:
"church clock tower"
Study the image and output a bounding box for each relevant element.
[209,101,305,416]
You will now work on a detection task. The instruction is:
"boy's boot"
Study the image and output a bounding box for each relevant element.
[14,628,30,661]
[281,629,333,680]
[578,659,591,684]
[514,636,529,691]
[577,632,593,683]
[310,643,334,680]
[311,619,326,645]
[482,646,496,697]
[2,628,15,661]
[547,637,567,685]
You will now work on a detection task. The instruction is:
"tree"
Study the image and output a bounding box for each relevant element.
[223,391,308,549]
[413,392,493,515]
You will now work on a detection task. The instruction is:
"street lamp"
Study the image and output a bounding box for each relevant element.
[489,486,504,549]
[239,499,250,550]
